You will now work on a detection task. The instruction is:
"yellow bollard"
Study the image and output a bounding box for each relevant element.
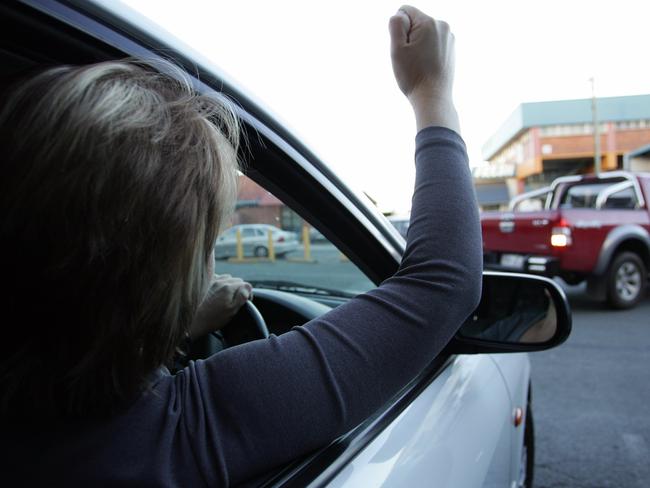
[286,224,316,263]
[302,224,312,261]
[267,230,276,261]
[235,228,244,260]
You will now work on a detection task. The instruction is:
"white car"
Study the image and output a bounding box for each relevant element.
[4,2,571,487]
[215,224,299,259]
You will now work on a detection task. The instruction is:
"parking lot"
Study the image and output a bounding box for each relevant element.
[214,243,375,294]
[531,283,650,488]
[218,249,649,488]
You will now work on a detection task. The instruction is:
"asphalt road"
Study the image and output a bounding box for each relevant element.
[531,283,650,488]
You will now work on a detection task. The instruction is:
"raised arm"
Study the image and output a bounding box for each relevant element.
[174,7,482,485]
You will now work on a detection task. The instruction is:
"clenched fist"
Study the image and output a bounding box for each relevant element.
[389,6,460,133]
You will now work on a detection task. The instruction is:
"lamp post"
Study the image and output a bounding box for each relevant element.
[589,77,601,176]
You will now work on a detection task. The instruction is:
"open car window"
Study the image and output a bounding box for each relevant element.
[215,175,375,298]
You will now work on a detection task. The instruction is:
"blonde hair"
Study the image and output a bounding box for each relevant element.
[0,59,240,417]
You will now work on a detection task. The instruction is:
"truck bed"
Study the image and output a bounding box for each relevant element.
[481,210,560,273]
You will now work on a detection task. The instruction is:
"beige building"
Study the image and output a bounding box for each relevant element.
[475,94,650,209]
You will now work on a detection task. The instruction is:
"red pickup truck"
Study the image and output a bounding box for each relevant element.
[481,171,650,308]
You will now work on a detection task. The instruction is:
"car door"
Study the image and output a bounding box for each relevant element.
[210,183,519,487]
[240,227,259,256]
[218,228,243,258]
[323,355,513,488]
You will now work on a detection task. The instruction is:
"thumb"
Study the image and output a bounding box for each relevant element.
[389,10,411,45]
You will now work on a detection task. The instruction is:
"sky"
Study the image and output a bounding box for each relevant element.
[121,0,650,213]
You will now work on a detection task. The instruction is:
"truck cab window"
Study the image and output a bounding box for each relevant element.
[560,182,619,209]
[602,187,638,209]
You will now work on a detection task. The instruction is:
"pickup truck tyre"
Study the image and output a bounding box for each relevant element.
[606,252,647,309]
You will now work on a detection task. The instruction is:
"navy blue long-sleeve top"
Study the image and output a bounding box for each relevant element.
[6,127,482,487]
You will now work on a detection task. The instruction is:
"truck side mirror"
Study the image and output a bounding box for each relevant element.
[447,271,572,354]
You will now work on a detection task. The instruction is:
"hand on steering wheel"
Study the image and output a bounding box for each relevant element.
[190,274,252,339]
[181,297,269,364]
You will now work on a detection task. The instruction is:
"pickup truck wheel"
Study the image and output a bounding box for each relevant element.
[606,252,647,309]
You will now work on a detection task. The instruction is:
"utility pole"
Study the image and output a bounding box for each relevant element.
[589,77,601,176]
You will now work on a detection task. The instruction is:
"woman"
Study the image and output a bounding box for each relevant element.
[1,6,481,486]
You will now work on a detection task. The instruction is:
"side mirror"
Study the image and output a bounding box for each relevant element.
[447,271,572,354]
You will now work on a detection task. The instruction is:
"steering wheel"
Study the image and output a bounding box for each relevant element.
[182,300,269,363]
[183,287,337,363]
[218,300,270,346]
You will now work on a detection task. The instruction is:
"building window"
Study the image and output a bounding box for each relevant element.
[616,119,650,130]
[540,122,610,137]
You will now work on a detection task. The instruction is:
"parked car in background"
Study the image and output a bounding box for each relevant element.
[482,171,650,308]
[215,224,299,258]
[308,226,328,242]
[2,2,571,487]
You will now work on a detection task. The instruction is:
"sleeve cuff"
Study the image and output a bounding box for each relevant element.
[415,125,465,148]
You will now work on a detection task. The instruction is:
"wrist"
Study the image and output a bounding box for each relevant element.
[188,312,209,341]
[409,92,459,133]
[189,303,227,340]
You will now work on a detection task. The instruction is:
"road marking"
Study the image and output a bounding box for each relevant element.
[622,433,650,487]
